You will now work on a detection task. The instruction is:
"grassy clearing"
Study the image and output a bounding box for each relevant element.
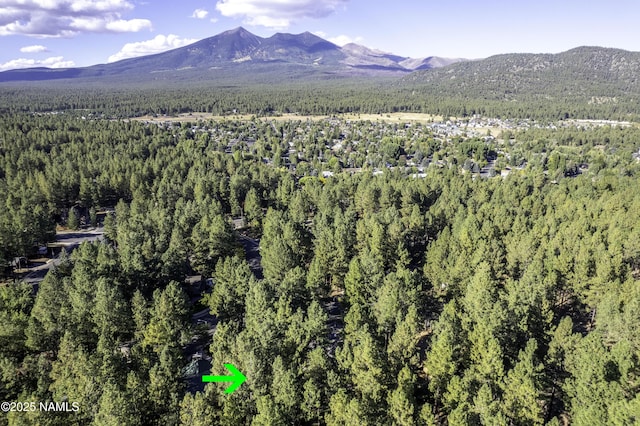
[341,112,443,122]
[131,111,445,124]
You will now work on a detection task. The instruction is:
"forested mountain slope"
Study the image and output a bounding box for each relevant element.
[403,46,640,102]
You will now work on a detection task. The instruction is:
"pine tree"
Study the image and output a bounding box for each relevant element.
[425,301,465,402]
[49,332,100,424]
[244,187,263,230]
[142,281,189,351]
[67,207,80,230]
[271,356,300,421]
[207,256,253,321]
[326,389,369,426]
[180,391,218,426]
[94,381,141,426]
[387,366,417,426]
[501,339,544,425]
[260,209,302,282]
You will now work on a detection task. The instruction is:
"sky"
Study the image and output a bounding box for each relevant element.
[0,0,639,71]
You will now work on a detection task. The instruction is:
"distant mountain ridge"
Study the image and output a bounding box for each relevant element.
[401,46,640,101]
[0,27,464,82]
[3,27,638,102]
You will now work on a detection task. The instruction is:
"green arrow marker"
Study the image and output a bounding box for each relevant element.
[202,363,246,394]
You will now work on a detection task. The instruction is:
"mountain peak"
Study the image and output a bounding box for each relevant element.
[300,31,326,40]
[342,43,391,56]
[0,26,463,82]
[223,26,252,35]
[266,31,335,45]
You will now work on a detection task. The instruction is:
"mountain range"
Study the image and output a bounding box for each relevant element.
[0,27,464,83]
[2,26,640,112]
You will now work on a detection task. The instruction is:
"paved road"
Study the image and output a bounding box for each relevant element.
[238,234,263,279]
[479,158,497,178]
[184,307,217,393]
[322,297,344,357]
[21,228,104,285]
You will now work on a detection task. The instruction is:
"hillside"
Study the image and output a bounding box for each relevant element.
[402,46,640,101]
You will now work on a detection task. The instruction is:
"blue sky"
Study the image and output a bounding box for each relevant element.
[0,0,638,71]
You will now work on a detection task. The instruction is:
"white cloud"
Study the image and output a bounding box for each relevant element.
[0,0,151,37]
[68,0,133,13]
[66,16,150,32]
[107,34,198,63]
[0,55,75,71]
[0,8,29,26]
[328,34,363,46]
[105,18,152,32]
[313,31,362,46]
[216,0,348,29]
[191,8,209,19]
[20,44,49,53]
